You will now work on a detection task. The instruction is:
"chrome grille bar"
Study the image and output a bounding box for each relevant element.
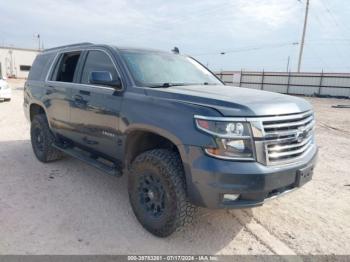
[264,121,315,138]
[267,135,313,152]
[263,115,313,129]
[255,111,312,122]
[249,110,316,166]
[268,139,313,159]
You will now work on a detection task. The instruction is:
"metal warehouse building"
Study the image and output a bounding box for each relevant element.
[0,46,39,79]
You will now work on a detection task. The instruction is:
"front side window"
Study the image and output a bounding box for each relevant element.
[81,50,118,85]
[120,51,222,87]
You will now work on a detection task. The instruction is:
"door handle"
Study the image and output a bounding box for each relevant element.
[79,90,90,96]
[73,94,87,108]
[74,95,84,101]
[83,136,98,145]
[45,85,56,95]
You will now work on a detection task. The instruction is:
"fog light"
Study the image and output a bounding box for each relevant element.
[223,194,240,201]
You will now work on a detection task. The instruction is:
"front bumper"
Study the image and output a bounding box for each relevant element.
[183,144,318,208]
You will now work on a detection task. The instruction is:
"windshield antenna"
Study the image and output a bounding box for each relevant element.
[171,46,180,54]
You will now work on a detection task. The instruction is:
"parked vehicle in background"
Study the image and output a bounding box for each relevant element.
[0,77,11,101]
[23,43,318,237]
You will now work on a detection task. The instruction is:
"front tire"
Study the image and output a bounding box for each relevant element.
[30,114,64,163]
[128,149,195,237]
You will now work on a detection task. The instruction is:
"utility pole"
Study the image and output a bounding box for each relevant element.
[37,34,41,50]
[34,33,41,50]
[286,56,290,72]
[297,0,310,72]
[8,49,13,77]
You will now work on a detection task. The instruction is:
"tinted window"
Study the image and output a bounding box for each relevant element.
[81,50,118,85]
[28,53,55,81]
[52,52,81,82]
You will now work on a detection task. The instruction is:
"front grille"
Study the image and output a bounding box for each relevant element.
[261,111,315,165]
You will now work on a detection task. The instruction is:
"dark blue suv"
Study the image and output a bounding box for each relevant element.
[24,43,318,237]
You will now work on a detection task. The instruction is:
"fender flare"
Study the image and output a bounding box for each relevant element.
[123,123,188,165]
[29,100,52,128]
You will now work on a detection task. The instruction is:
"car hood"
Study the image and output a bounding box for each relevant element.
[145,85,312,116]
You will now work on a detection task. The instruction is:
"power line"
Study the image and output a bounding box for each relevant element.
[305,10,345,70]
[319,0,350,33]
[313,0,350,71]
[193,42,299,56]
[309,38,350,43]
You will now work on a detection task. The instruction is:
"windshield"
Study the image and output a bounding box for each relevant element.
[120,51,222,87]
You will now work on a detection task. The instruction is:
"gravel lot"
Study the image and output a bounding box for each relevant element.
[0,79,349,255]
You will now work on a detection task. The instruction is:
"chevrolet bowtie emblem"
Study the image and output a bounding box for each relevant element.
[295,126,308,143]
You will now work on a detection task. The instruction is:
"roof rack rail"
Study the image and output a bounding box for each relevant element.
[43,42,93,52]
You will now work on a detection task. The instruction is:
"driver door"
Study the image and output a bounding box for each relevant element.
[69,49,123,157]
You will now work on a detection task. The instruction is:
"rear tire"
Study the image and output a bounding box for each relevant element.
[128,149,195,237]
[30,114,64,163]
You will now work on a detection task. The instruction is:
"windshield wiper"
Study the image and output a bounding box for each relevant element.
[147,82,221,88]
[147,83,187,88]
[182,82,221,86]
[199,82,221,85]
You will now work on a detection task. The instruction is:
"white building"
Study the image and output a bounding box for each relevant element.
[0,46,40,79]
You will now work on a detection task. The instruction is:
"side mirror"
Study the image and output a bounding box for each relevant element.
[89,71,121,88]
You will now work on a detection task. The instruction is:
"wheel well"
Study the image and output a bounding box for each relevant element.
[125,131,180,168]
[30,104,45,122]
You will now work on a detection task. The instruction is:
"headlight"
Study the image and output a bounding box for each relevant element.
[195,116,255,160]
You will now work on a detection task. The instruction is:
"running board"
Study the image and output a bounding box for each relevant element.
[53,144,122,177]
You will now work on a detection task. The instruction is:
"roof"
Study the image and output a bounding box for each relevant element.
[43,42,94,52]
[115,46,169,53]
[42,42,171,54]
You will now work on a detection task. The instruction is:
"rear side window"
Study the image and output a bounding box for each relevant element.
[51,52,81,82]
[80,50,118,85]
[28,53,55,81]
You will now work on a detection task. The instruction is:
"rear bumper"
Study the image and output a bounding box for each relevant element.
[183,145,318,208]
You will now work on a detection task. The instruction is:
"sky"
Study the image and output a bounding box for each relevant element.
[1,0,350,72]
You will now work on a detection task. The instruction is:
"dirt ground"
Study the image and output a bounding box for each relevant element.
[0,79,349,255]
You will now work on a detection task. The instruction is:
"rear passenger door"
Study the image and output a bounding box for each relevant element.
[46,51,82,138]
[70,49,123,157]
